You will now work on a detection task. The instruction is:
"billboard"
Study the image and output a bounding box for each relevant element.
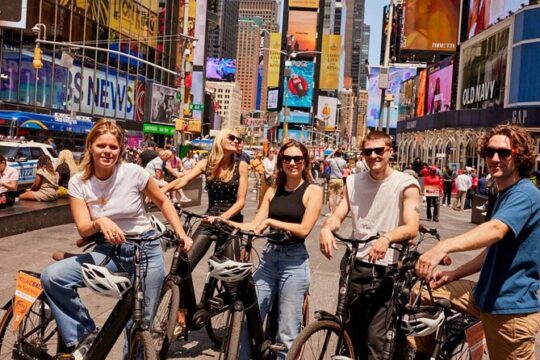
[0,0,27,29]
[367,66,418,128]
[459,27,509,109]
[427,61,454,114]
[267,89,279,110]
[289,0,319,9]
[206,58,236,81]
[317,96,338,131]
[398,77,417,122]
[287,10,318,52]
[319,35,341,90]
[400,0,459,52]
[149,83,181,123]
[279,110,311,124]
[108,0,158,47]
[267,33,282,87]
[284,60,314,109]
[416,69,427,116]
[467,0,521,39]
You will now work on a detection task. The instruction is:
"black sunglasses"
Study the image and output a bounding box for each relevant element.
[282,155,305,164]
[362,147,388,156]
[227,134,244,143]
[482,147,514,159]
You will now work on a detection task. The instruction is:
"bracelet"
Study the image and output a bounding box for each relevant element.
[380,234,392,243]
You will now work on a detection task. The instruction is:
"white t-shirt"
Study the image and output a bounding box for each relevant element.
[455,174,472,191]
[346,170,420,266]
[262,157,276,178]
[145,157,164,178]
[69,163,152,234]
[0,165,19,194]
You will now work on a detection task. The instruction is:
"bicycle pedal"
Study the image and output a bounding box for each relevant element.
[208,296,224,310]
[269,343,287,352]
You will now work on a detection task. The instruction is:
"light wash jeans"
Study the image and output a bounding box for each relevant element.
[240,242,310,360]
[41,230,165,353]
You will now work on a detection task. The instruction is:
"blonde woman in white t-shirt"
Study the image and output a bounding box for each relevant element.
[40,119,192,355]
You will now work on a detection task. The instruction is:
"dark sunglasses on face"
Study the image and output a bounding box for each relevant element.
[482,147,514,159]
[227,134,244,143]
[282,155,305,164]
[362,147,388,156]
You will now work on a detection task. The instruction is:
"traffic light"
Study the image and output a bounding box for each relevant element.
[33,46,43,69]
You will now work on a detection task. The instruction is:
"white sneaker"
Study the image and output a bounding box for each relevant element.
[481,212,487,216]
[180,196,191,202]
[72,329,99,360]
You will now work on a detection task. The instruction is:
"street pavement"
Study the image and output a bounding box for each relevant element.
[0,186,538,359]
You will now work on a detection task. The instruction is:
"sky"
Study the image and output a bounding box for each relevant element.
[365,0,385,66]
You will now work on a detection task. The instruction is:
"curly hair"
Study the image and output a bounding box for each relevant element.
[275,140,312,189]
[477,124,537,178]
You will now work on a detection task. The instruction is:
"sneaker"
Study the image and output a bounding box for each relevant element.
[481,212,487,216]
[180,196,191,203]
[476,204,487,211]
[72,329,99,360]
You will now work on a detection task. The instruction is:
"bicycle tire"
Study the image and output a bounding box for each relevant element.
[0,302,14,359]
[223,308,243,360]
[205,280,231,346]
[128,330,158,360]
[287,319,355,360]
[11,297,61,359]
[151,280,179,359]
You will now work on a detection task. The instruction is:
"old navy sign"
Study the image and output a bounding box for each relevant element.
[462,80,497,106]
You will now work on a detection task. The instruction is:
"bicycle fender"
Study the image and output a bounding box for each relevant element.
[1,298,13,310]
[313,310,339,323]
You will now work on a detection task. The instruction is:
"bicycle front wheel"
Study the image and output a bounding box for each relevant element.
[0,302,15,359]
[150,280,179,358]
[223,308,243,360]
[205,280,231,346]
[287,319,355,360]
[129,330,158,360]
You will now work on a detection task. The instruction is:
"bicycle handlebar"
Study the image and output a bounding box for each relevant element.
[419,224,440,239]
[213,218,291,241]
[174,203,206,220]
[332,232,380,245]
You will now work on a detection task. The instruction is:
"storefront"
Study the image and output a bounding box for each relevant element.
[142,122,175,148]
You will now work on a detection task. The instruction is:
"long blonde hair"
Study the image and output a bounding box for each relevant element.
[80,119,125,181]
[57,149,78,175]
[206,128,237,182]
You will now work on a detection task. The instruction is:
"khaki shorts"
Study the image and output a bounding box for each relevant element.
[328,178,344,196]
[412,280,540,360]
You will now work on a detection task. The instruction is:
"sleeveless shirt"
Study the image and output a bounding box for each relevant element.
[205,160,242,219]
[268,181,310,243]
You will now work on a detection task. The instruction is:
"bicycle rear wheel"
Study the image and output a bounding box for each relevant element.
[128,330,158,360]
[223,308,243,360]
[10,297,61,359]
[150,280,179,359]
[0,302,15,359]
[287,319,355,360]
[205,280,232,346]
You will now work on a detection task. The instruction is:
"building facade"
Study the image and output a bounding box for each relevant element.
[236,17,262,113]
[239,0,279,32]
[323,0,336,35]
[338,88,355,147]
[342,0,366,92]
[206,81,242,129]
[206,0,240,59]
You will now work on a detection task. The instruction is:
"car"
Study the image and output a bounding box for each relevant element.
[0,139,58,190]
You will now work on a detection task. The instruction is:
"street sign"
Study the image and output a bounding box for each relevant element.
[189,103,204,111]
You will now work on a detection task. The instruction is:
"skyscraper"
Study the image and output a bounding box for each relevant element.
[334,1,343,35]
[206,0,240,59]
[343,0,366,91]
[359,24,370,90]
[323,0,336,35]
[207,81,243,129]
[236,17,264,113]
[239,0,279,32]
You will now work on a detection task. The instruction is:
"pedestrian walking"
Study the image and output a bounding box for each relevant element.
[452,170,471,211]
[424,166,442,222]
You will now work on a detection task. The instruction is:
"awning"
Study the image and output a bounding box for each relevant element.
[0,111,93,134]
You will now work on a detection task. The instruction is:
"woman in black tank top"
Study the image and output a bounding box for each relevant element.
[229,140,323,359]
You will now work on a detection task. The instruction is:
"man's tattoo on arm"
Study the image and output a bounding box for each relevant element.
[413,206,420,213]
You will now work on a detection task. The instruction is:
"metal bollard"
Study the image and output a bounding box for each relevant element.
[323,182,329,205]
[256,177,262,201]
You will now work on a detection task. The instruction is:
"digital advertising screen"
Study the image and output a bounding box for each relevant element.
[367,66,418,128]
[467,0,521,39]
[287,10,318,52]
[416,69,427,116]
[289,0,319,9]
[398,77,416,122]
[460,27,509,109]
[427,61,454,114]
[401,0,459,52]
[206,58,236,81]
[316,96,338,131]
[284,60,314,109]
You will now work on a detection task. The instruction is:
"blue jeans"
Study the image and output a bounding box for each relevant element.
[240,242,310,360]
[41,230,165,352]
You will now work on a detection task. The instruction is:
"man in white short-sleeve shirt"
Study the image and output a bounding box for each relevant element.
[320,131,420,360]
[0,155,19,207]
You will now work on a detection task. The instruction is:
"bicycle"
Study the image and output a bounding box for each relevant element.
[150,207,237,359]
[0,232,169,360]
[210,220,309,360]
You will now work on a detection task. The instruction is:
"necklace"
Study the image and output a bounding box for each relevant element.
[95,169,117,207]
[285,180,304,192]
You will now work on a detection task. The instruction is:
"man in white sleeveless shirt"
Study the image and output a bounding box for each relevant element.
[320,131,421,360]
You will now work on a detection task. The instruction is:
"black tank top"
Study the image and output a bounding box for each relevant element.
[268,181,310,243]
[205,161,242,219]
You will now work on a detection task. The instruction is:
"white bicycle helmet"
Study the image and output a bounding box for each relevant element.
[208,256,252,283]
[401,306,445,336]
[81,263,132,299]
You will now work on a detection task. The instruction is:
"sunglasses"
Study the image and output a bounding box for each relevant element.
[282,155,305,164]
[227,134,244,143]
[481,147,514,159]
[362,147,388,156]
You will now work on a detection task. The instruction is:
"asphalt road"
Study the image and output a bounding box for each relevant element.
[0,188,538,359]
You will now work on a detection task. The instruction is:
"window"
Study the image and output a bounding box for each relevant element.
[30,148,46,159]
